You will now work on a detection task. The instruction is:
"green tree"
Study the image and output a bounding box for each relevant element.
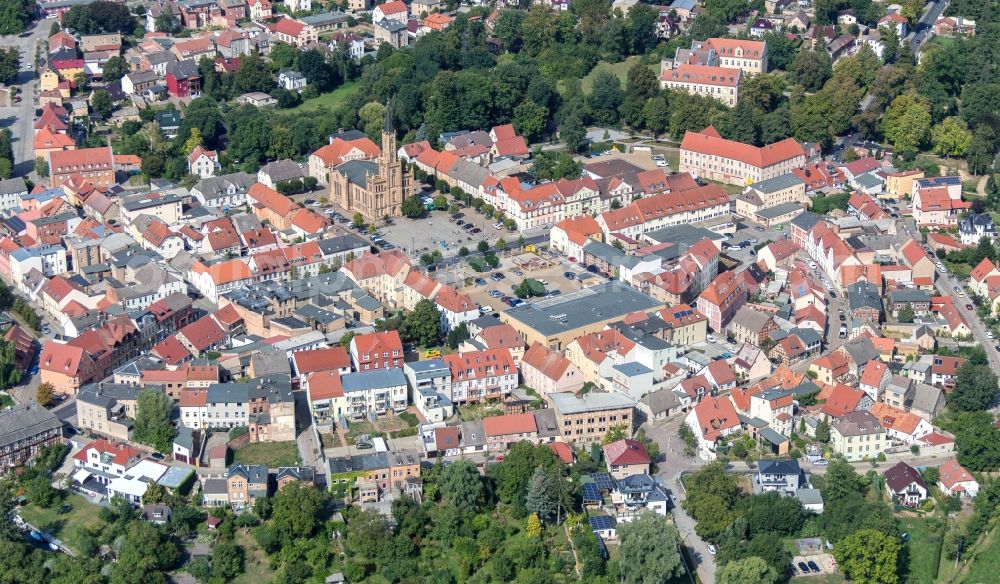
[0,0,29,35]
[440,459,482,513]
[352,212,364,228]
[587,71,624,126]
[401,194,424,218]
[0,47,20,85]
[34,156,49,178]
[966,124,998,176]
[91,90,112,119]
[953,411,1000,471]
[24,476,57,508]
[933,116,973,157]
[111,520,181,582]
[949,362,999,412]
[790,50,833,92]
[36,381,55,407]
[513,99,548,143]
[271,481,325,541]
[525,466,556,522]
[210,540,245,582]
[403,299,441,347]
[102,55,129,81]
[155,10,179,33]
[526,513,543,538]
[717,556,781,584]
[834,529,901,584]
[133,389,176,452]
[618,512,685,584]
[897,305,915,323]
[432,194,448,210]
[561,112,588,153]
[882,93,932,155]
[643,95,670,138]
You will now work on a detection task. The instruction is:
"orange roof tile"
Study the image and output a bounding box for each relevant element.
[681,127,805,168]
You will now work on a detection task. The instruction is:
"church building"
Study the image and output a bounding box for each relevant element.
[329,104,414,221]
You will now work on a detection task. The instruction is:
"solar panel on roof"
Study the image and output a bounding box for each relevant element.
[582,483,602,503]
[589,472,616,491]
[589,515,616,531]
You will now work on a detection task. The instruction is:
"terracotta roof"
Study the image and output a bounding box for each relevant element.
[572,329,635,364]
[39,341,87,376]
[290,208,329,234]
[602,438,650,466]
[859,360,888,388]
[698,270,745,307]
[554,216,602,246]
[681,127,805,168]
[187,145,218,163]
[247,182,298,216]
[443,348,515,381]
[34,126,76,151]
[476,324,524,351]
[435,426,460,451]
[311,136,380,166]
[691,395,740,441]
[351,330,403,357]
[931,355,965,376]
[662,63,742,87]
[938,459,976,490]
[547,441,574,464]
[971,258,997,282]
[269,16,305,37]
[292,346,351,375]
[435,286,476,314]
[144,219,177,247]
[307,371,344,401]
[375,0,407,14]
[344,250,411,280]
[73,439,141,466]
[820,384,867,417]
[703,37,766,59]
[178,316,226,351]
[482,412,536,436]
[192,259,253,285]
[522,342,572,382]
[49,146,113,175]
[601,184,730,232]
[841,157,881,176]
[870,403,925,436]
[179,389,208,407]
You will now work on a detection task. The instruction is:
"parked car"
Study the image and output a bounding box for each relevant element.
[492,272,506,280]
[303,199,316,205]
[475,277,486,286]
[807,561,821,572]
[488,289,503,298]
[480,306,494,314]
[754,226,765,232]
[813,459,830,466]
[966,304,974,310]
[471,228,482,234]
[798,562,811,574]
[564,271,575,279]
[707,545,717,556]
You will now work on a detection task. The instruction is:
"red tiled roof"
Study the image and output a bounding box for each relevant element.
[73,438,141,466]
[178,316,226,351]
[692,395,740,441]
[681,127,805,168]
[602,438,650,466]
[662,64,741,87]
[292,346,351,375]
[522,342,572,382]
[482,412,536,436]
[307,371,344,401]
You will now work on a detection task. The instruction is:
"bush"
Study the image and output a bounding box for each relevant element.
[399,412,419,426]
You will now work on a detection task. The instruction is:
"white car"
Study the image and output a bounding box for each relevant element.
[989,331,995,340]
[706,334,717,343]
[707,545,717,555]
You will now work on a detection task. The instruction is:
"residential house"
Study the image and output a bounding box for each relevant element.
[884,462,927,507]
[684,394,741,460]
[830,411,887,462]
[603,438,651,480]
[938,459,980,498]
[521,342,585,397]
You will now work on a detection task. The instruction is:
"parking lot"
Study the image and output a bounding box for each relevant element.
[451,257,609,314]
[790,554,836,578]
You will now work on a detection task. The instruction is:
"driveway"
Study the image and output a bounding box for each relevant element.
[293,389,326,487]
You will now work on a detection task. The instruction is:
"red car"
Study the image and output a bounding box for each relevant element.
[966,304,974,310]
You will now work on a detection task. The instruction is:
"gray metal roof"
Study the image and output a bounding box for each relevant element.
[336,159,378,187]
[756,201,805,220]
[503,282,661,337]
[611,362,653,377]
[341,368,406,392]
[749,173,804,194]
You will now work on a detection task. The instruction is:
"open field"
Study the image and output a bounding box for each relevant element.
[289,81,359,113]
[232,529,275,584]
[232,441,301,467]
[18,494,104,554]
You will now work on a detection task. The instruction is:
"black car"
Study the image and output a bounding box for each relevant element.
[303,199,316,205]
[807,561,820,572]
[797,562,810,574]
[586,265,599,273]
[564,272,576,280]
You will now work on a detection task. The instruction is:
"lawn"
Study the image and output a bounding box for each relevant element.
[18,493,105,554]
[232,529,275,584]
[900,515,945,584]
[579,56,658,93]
[956,524,1000,584]
[288,81,359,113]
[232,441,301,467]
[791,575,844,584]
[946,261,973,279]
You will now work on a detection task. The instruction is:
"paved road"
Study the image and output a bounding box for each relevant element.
[906,0,949,52]
[293,389,327,487]
[643,415,716,583]
[0,20,47,177]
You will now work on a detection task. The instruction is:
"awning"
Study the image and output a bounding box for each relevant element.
[72,468,92,484]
